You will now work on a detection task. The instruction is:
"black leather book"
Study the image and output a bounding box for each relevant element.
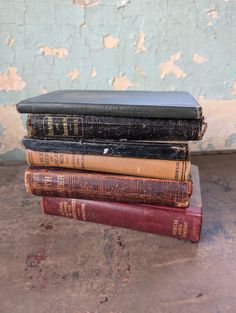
[22,137,189,160]
[16,90,202,119]
[26,114,206,141]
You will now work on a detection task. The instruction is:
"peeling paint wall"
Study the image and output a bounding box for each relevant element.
[0,0,236,160]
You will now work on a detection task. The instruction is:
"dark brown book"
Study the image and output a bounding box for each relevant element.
[25,167,192,207]
[26,114,206,141]
[41,166,202,242]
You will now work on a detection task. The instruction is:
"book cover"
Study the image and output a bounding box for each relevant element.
[25,167,192,207]
[25,149,191,180]
[26,114,206,141]
[22,137,189,160]
[16,90,202,119]
[41,166,202,242]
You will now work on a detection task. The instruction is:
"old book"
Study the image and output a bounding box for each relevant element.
[25,167,192,207]
[16,90,202,119]
[22,137,189,160]
[41,166,202,242]
[25,149,191,180]
[26,114,206,141]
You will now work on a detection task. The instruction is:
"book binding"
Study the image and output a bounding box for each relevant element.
[22,137,189,161]
[26,114,206,141]
[25,167,192,207]
[41,197,202,242]
[25,149,191,181]
[16,90,202,119]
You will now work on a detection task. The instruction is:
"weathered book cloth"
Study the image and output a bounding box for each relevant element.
[25,149,191,180]
[22,137,189,160]
[41,165,202,242]
[16,90,202,119]
[25,167,192,208]
[26,114,206,141]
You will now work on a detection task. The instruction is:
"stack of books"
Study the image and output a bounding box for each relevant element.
[17,90,207,242]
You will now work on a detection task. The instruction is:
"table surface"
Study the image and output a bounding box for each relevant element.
[1,154,236,313]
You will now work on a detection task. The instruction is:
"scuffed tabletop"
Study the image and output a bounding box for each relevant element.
[1,154,236,313]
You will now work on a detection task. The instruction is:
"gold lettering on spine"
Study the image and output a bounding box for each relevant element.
[172,219,178,236]
[58,199,78,219]
[71,199,77,219]
[59,201,65,215]
[52,153,64,166]
[46,116,54,136]
[37,151,50,166]
[175,161,179,180]
[32,172,40,188]
[53,153,58,166]
[73,118,79,136]
[62,117,68,136]
[60,201,70,217]
[177,223,183,236]
[182,221,188,238]
[76,116,84,138]
[57,200,86,222]
[64,201,70,217]
[172,219,188,238]
[44,175,53,188]
[57,175,65,191]
[39,151,45,165]
[80,203,86,220]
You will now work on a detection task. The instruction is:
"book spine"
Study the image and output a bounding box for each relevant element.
[25,167,192,207]
[22,137,189,161]
[18,103,201,119]
[25,150,191,181]
[41,197,202,242]
[26,114,205,141]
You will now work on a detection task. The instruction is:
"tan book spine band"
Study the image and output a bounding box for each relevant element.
[26,149,190,181]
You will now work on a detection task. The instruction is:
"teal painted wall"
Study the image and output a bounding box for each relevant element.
[0,0,236,160]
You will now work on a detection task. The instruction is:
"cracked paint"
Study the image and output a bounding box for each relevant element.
[0,104,26,154]
[231,80,236,95]
[103,35,120,49]
[7,37,15,47]
[39,47,68,58]
[112,76,135,91]
[91,68,97,77]
[190,97,236,151]
[0,67,26,92]
[135,66,146,77]
[117,0,130,9]
[135,32,147,54]
[73,0,100,7]
[41,88,48,94]
[0,0,236,159]
[160,52,187,79]
[68,69,80,80]
[192,54,208,64]
[207,10,219,26]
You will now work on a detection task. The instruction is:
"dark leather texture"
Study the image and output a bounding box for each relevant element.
[22,137,189,160]
[26,114,205,141]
